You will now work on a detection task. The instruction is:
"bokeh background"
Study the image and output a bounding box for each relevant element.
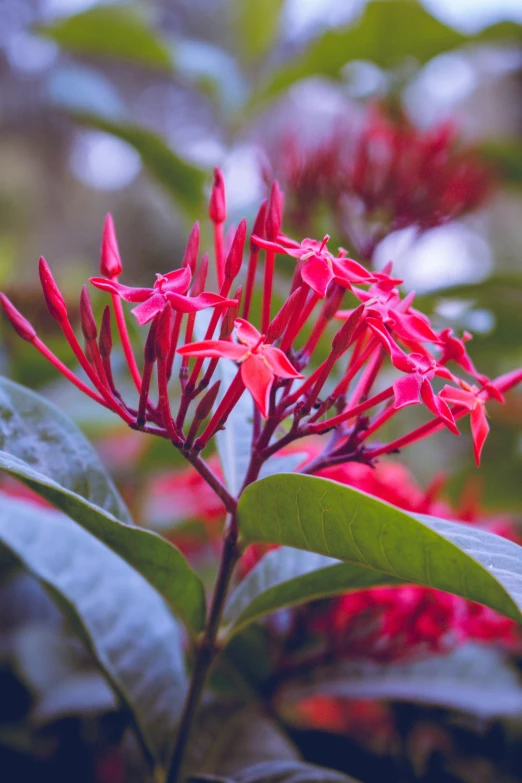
[1,1,522,780]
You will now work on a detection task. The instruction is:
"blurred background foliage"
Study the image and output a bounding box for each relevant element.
[1,2,522,780]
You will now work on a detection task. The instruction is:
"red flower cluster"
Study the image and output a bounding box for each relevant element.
[266,105,493,260]
[0,172,519,490]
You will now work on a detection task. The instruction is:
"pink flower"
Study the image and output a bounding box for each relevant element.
[440,381,502,465]
[251,233,374,297]
[177,318,303,417]
[90,267,236,326]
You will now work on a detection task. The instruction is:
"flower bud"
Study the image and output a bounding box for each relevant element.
[99,306,112,358]
[80,285,97,341]
[250,199,267,253]
[182,221,200,274]
[194,381,220,421]
[156,304,171,361]
[191,254,208,297]
[220,286,242,339]
[144,316,159,364]
[39,257,68,322]
[209,168,226,224]
[0,293,36,342]
[331,304,365,356]
[266,287,303,343]
[266,181,283,241]
[100,214,123,279]
[224,219,246,281]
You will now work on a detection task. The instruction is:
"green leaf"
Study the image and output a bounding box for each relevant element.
[36,5,173,71]
[224,548,398,637]
[0,376,131,523]
[0,496,187,767]
[481,140,522,185]
[279,644,522,719]
[252,0,521,106]
[237,474,522,624]
[230,0,285,63]
[0,378,206,633]
[71,113,206,214]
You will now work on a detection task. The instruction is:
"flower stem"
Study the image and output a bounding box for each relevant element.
[166,512,240,783]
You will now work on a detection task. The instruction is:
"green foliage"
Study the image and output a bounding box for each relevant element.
[0,495,187,767]
[251,0,522,106]
[72,113,206,214]
[0,377,206,633]
[481,140,522,185]
[230,0,285,63]
[237,474,522,624]
[36,5,173,70]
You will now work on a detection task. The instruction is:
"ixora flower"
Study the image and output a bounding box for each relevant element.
[177,318,303,417]
[251,233,374,297]
[440,381,503,465]
[89,267,236,326]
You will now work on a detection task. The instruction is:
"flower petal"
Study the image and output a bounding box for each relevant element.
[241,355,273,418]
[421,381,460,435]
[439,385,475,410]
[470,404,489,466]
[131,293,167,325]
[166,292,236,313]
[263,347,304,379]
[89,277,152,303]
[250,235,301,258]
[301,256,334,298]
[159,266,192,294]
[177,340,246,360]
[332,257,374,286]
[235,318,262,348]
[393,374,423,409]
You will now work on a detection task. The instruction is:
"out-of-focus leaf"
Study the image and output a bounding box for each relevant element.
[72,113,206,214]
[481,140,522,184]
[174,39,247,111]
[238,474,522,623]
[32,672,118,725]
[0,496,187,767]
[227,762,357,782]
[0,377,206,633]
[230,0,285,63]
[36,5,173,70]
[252,0,522,106]
[259,453,308,479]
[279,644,522,719]
[224,548,397,638]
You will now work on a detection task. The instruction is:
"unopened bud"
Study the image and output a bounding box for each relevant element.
[194,381,220,421]
[0,293,36,342]
[99,306,112,358]
[266,287,302,343]
[156,304,171,361]
[266,181,283,241]
[323,284,346,320]
[209,168,226,224]
[224,219,246,280]
[182,221,200,274]
[191,254,208,297]
[100,214,123,278]
[144,316,159,364]
[39,257,68,322]
[250,199,267,253]
[220,286,242,338]
[80,285,97,341]
[331,304,365,356]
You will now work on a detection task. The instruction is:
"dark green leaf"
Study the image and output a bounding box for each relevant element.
[0,496,187,767]
[237,474,522,624]
[0,376,131,523]
[252,0,521,106]
[0,378,206,633]
[36,5,173,70]
[72,113,206,214]
[481,140,522,185]
[224,548,398,637]
[279,644,522,719]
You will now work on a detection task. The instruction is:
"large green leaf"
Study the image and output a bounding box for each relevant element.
[0,378,206,633]
[72,113,206,214]
[278,644,522,719]
[224,549,398,637]
[0,376,131,523]
[230,0,285,63]
[237,474,522,623]
[36,5,173,70]
[252,0,522,106]
[0,496,186,767]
